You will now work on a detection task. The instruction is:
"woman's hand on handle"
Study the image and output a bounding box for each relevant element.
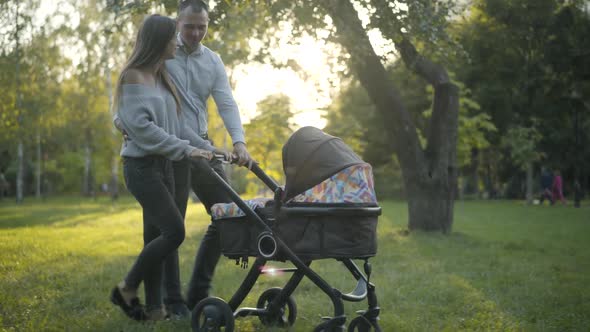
[189,148,214,160]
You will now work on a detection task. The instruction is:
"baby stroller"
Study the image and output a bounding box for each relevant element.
[191,127,382,332]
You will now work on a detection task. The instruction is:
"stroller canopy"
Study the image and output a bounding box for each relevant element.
[282,126,364,201]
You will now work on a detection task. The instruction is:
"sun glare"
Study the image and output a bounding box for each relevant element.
[232,33,337,129]
[32,3,393,130]
[260,265,284,277]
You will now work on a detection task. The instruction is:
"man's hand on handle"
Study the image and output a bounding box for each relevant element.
[233,142,255,169]
[213,147,232,163]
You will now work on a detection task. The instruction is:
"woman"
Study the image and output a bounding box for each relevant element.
[552,169,567,205]
[109,14,224,321]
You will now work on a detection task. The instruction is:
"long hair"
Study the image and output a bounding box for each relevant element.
[113,14,181,113]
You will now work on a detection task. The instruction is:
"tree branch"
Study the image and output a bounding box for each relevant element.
[319,0,426,177]
[366,0,457,172]
[396,38,450,87]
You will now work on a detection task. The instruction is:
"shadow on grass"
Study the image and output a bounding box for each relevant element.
[3,199,589,331]
[373,219,590,331]
[1,252,194,331]
[0,197,138,229]
[0,196,208,331]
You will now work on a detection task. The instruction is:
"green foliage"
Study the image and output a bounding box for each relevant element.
[324,79,373,157]
[501,125,544,170]
[372,155,405,199]
[0,0,588,201]
[449,0,590,195]
[243,94,294,195]
[424,79,497,168]
[326,64,496,197]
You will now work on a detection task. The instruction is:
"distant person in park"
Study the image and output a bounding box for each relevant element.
[539,166,553,205]
[551,169,567,205]
[109,14,223,321]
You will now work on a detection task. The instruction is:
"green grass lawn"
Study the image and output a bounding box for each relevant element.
[0,196,589,331]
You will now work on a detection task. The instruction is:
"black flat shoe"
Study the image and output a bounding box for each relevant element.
[110,286,146,321]
[166,302,190,320]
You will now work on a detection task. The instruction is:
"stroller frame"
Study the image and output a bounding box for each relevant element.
[191,160,381,332]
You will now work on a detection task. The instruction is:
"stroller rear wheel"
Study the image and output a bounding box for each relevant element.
[348,316,381,332]
[191,297,235,332]
[256,287,297,327]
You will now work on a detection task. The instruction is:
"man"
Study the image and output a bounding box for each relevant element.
[166,0,254,317]
[160,0,254,317]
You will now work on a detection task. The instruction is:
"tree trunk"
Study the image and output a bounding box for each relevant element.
[16,141,24,203]
[468,147,480,196]
[104,46,119,200]
[111,155,119,200]
[526,162,533,204]
[15,2,23,204]
[321,0,458,232]
[406,181,453,231]
[83,143,92,197]
[407,82,458,232]
[35,131,41,198]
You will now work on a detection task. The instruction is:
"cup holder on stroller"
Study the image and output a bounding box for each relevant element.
[257,231,278,258]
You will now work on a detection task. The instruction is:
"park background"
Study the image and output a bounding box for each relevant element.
[1,0,589,331]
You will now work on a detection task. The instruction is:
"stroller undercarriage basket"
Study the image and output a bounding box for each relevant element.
[215,202,379,260]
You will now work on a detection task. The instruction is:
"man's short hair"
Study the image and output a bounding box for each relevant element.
[179,0,209,14]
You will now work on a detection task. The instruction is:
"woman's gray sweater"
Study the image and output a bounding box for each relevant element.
[117,84,199,161]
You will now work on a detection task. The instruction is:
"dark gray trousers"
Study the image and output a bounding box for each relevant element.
[122,156,185,311]
[186,157,232,309]
[160,157,232,310]
[158,159,191,308]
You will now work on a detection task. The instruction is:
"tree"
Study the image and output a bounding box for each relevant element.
[314,1,460,232]
[104,0,152,200]
[501,125,544,204]
[244,94,294,191]
[0,0,45,203]
[190,0,462,232]
[19,30,66,198]
[454,0,590,197]
[59,0,130,197]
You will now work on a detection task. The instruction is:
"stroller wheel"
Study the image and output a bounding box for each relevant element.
[348,316,381,332]
[191,297,234,332]
[256,287,297,327]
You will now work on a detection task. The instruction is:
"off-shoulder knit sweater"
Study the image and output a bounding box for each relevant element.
[117,84,200,161]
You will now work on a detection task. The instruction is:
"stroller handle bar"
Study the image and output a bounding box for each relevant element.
[207,154,282,235]
[214,153,280,193]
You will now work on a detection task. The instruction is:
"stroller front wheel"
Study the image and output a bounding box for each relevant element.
[256,287,297,327]
[191,297,235,332]
[348,316,381,332]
